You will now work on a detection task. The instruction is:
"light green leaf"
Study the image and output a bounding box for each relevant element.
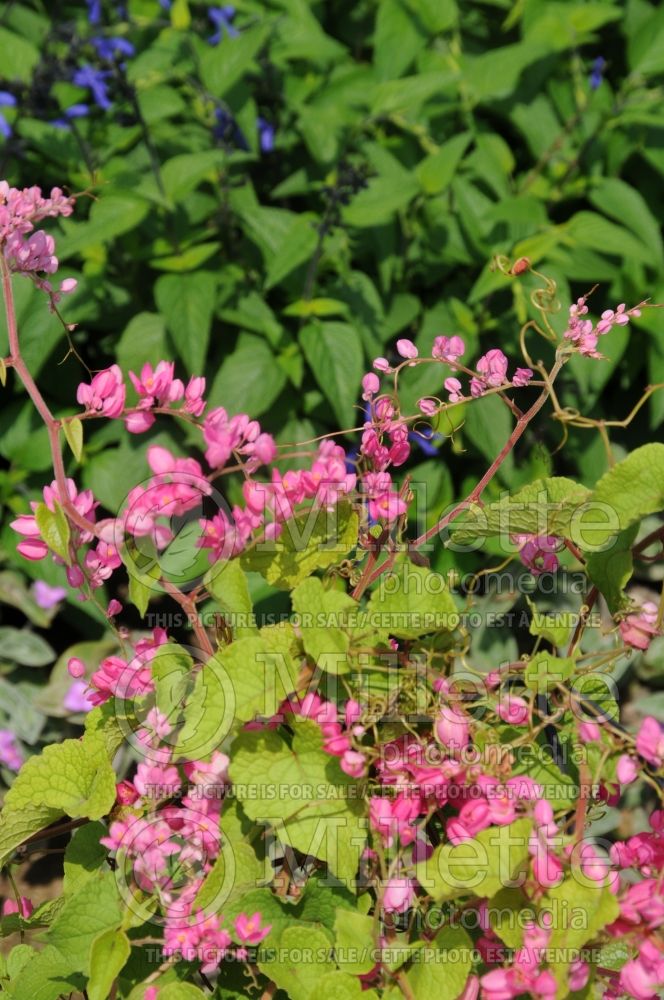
[35,501,71,562]
[259,925,335,1000]
[63,821,109,896]
[524,652,575,693]
[586,524,638,614]
[265,216,318,289]
[241,501,359,590]
[415,819,533,901]
[407,925,474,999]
[87,928,130,1000]
[205,558,256,636]
[334,909,375,974]
[208,336,287,417]
[0,733,116,868]
[229,719,367,882]
[63,418,83,462]
[366,560,457,639]
[292,576,357,672]
[46,871,123,975]
[582,443,664,549]
[450,477,591,547]
[416,133,472,195]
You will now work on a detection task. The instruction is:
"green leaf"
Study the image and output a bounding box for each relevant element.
[373,0,426,80]
[87,928,130,1000]
[241,501,359,590]
[416,133,472,195]
[0,626,55,667]
[200,23,271,98]
[312,971,378,1000]
[46,872,122,975]
[0,26,39,82]
[292,576,357,672]
[415,819,533,901]
[258,925,335,1000]
[343,174,419,228]
[10,944,84,1000]
[527,600,572,647]
[175,624,298,757]
[589,178,664,268]
[208,336,287,417]
[0,733,116,868]
[160,150,225,203]
[334,910,375,974]
[205,558,256,636]
[450,477,591,547]
[63,822,109,896]
[581,443,664,549]
[157,985,208,1000]
[299,322,364,427]
[63,418,83,462]
[155,272,217,375]
[565,211,653,266]
[0,571,52,627]
[544,877,619,994]
[407,925,474,999]
[34,501,71,562]
[117,312,168,374]
[524,651,575,693]
[265,216,318,289]
[366,560,457,639]
[229,719,367,882]
[586,524,638,614]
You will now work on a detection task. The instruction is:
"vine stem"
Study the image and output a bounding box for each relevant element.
[0,258,97,536]
[161,578,214,657]
[410,357,565,551]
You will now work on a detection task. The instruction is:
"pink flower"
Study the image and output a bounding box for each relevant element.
[636,716,664,768]
[107,599,123,617]
[234,912,271,945]
[340,750,367,777]
[432,335,465,363]
[444,377,463,402]
[512,367,533,387]
[362,373,380,399]
[476,349,508,387]
[616,754,638,785]
[578,721,601,742]
[373,357,391,372]
[435,706,469,751]
[77,365,126,418]
[2,896,33,919]
[513,534,560,575]
[620,939,664,1000]
[67,657,86,679]
[396,338,418,359]
[620,602,659,651]
[496,695,529,726]
[183,376,206,416]
[417,397,438,415]
[382,877,415,913]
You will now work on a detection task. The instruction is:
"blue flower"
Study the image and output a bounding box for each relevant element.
[86,0,102,25]
[92,36,135,61]
[73,65,112,110]
[0,90,16,139]
[53,103,90,129]
[257,116,275,153]
[590,56,606,90]
[208,6,238,44]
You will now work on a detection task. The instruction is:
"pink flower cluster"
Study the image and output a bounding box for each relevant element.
[563,297,642,357]
[87,628,167,706]
[481,922,558,1000]
[282,694,367,778]
[0,181,76,300]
